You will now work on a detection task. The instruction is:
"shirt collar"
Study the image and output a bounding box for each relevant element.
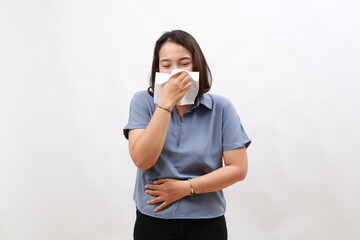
[190,93,213,111]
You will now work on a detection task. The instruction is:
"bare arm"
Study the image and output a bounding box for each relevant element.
[145,146,248,212]
[189,146,248,193]
[128,72,191,170]
[128,109,171,170]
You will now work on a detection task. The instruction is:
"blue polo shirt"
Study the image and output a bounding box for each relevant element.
[123,90,251,219]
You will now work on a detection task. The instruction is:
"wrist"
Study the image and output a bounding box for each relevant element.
[157,105,172,113]
[180,180,191,198]
[187,178,196,196]
[158,99,174,110]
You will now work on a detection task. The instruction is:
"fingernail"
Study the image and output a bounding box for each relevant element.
[153,181,157,184]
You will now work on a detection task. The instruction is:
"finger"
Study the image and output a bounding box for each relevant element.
[144,184,153,190]
[145,184,160,190]
[180,75,191,85]
[175,72,189,82]
[154,178,168,184]
[168,72,184,82]
[147,197,163,205]
[178,82,191,93]
[145,189,159,196]
[154,201,169,212]
[182,82,192,91]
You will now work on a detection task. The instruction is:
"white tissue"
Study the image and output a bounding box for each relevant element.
[154,69,199,106]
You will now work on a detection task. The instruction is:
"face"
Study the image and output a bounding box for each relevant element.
[158,41,194,73]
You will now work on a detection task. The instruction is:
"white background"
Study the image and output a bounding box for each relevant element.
[1,0,360,239]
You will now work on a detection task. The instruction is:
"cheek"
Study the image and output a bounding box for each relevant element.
[189,64,194,71]
[184,64,194,72]
[159,66,171,74]
[186,64,194,72]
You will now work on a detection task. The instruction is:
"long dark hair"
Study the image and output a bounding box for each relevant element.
[147,30,212,98]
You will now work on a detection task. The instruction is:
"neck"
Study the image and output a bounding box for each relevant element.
[175,105,191,118]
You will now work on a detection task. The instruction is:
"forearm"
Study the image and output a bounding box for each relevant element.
[130,107,171,170]
[189,164,247,194]
[145,164,247,212]
[145,147,248,212]
[129,72,191,170]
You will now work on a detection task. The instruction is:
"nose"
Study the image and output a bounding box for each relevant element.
[170,64,179,71]
[164,65,180,74]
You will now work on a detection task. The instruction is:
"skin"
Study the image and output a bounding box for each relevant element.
[128,41,248,212]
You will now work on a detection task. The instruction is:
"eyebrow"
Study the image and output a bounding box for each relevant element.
[160,57,192,63]
[179,57,191,61]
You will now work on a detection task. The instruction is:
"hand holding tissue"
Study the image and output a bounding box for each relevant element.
[154,69,199,106]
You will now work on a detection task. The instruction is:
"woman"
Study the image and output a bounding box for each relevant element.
[124,30,251,240]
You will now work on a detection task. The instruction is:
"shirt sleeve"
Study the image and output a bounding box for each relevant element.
[123,91,154,140]
[222,100,251,151]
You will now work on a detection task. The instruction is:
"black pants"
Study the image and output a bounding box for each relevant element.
[134,210,227,240]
